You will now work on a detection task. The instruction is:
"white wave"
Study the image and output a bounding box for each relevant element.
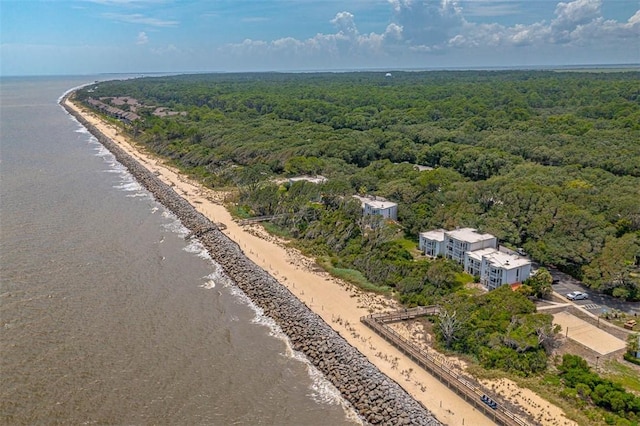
[94,144,113,158]
[199,281,216,289]
[57,81,95,104]
[161,216,190,238]
[114,181,142,192]
[150,207,159,214]
[161,210,177,220]
[225,283,357,415]
[279,328,353,410]
[200,267,232,290]
[183,239,212,261]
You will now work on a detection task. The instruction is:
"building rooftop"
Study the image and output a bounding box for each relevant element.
[446,228,495,244]
[476,249,531,269]
[419,229,446,242]
[353,195,397,209]
[466,247,498,261]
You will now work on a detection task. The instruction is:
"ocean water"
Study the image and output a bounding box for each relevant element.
[0,76,358,425]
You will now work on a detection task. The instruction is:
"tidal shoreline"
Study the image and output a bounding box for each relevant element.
[61,93,441,425]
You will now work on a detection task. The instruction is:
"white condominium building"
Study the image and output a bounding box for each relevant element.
[465,248,531,290]
[420,227,531,290]
[353,195,398,220]
[419,229,446,257]
[444,228,497,263]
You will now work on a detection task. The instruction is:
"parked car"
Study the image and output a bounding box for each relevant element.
[566,291,588,300]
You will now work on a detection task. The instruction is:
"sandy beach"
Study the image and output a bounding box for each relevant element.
[65,97,575,426]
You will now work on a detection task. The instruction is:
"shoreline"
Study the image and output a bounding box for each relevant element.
[61,93,499,426]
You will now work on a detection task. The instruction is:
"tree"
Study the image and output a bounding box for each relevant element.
[523,267,553,299]
[234,163,272,194]
[284,156,324,176]
[438,309,461,349]
[426,260,458,290]
[583,234,640,300]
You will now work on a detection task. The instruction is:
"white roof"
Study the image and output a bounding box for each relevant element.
[353,195,397,209]
[466,247,497,261]
[419,229,446,242]
[483,250,531,269]
[446,228,495,244]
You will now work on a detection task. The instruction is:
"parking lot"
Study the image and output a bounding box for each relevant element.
[550,268,640,316]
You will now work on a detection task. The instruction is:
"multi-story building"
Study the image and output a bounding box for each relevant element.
[421,227,531,290]
[419,229,446,257]
[443,228,497,263]
[353,195,398,220]
[464,248,531,290]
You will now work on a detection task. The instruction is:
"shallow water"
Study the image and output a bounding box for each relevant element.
[0,76,358,425]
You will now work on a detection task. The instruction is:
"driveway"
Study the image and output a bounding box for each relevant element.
[549,268,640,316]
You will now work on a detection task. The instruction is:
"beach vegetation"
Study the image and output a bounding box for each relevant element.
[557,354,640,424]
[435,286,557,376]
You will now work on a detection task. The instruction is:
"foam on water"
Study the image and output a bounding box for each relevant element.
[57,82,93,104]
[199,281,216,290]
[69,113,150,201]
[223,280,358,418]
[161,214,190,238]
[183,238,213,261]
[199,266,231,290]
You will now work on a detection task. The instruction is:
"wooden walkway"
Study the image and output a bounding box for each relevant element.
[237,215,282,225]
[361,307,531,426]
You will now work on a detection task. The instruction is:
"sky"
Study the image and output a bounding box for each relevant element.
[1,0,639,76]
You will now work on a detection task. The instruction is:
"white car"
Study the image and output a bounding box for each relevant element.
[566,291,588,301]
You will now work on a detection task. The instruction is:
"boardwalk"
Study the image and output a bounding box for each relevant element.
[237,215,283,225]
[361,307,531,426]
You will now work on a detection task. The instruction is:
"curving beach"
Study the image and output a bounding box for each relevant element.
[62,94,570,426]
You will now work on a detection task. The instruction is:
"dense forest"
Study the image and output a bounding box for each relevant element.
[75,70,640,419]
[77,71,640,306]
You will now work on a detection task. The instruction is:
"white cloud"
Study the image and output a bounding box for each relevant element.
[452,0,639,48]
[136,31,149,45]
[102,13,178,27]
[222,0,638,68]
[226,10,405,65]
[331,11,359,38]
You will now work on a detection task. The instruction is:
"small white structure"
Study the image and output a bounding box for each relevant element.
[419,229,446,257]
[288,175,328,185]
[464,248,531,290]
[444,228,497,264]
[353,195,398,220]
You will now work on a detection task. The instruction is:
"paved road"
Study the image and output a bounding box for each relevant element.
[549,268,640,316]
